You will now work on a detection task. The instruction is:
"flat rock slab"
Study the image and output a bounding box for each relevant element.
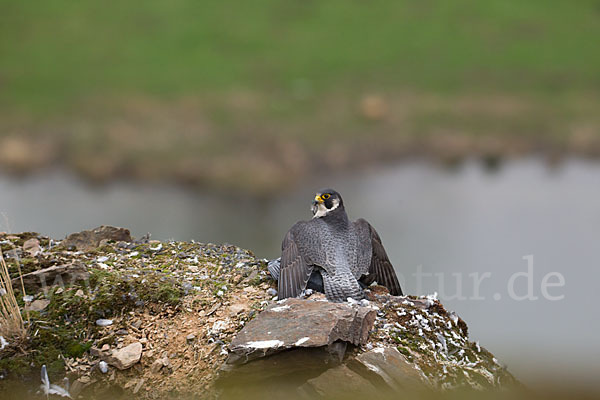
[227,298,376,364]
[62,225,132,251]
[13,263,89,292]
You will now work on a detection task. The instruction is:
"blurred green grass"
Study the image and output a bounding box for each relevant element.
[2,0,599,111]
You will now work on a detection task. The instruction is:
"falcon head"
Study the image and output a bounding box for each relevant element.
[311,188,344,218]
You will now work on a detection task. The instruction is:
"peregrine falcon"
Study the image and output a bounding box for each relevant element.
[271,188,403,302]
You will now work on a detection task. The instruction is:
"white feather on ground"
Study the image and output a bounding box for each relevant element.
[40,365,71,398]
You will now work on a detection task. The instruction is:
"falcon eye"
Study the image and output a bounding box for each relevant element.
[322,193,331,200]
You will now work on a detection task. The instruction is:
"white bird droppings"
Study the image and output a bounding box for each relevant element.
[294,337,310,346]
[270,305,290,312]
[243,340,284,349]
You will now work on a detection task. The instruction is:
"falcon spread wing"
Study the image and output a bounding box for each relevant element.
[356,219,403,296]
[278,229,313,299]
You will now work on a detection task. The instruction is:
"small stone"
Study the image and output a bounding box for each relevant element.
[96,319,113,327]
[101,344,110,352]
[89,347,102,357]
[25,299,50,312]
[206,302,221,316]
[186,334,196,343]
[228,303,248,316]
[105,342,143,370]
[151,359,163,373]
[22,238,42,256]
[244,270,259,283]
[266,288,277,297]
[75,289,85,297]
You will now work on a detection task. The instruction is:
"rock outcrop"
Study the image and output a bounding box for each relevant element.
[0,228,518,399]
[219,290,516,398]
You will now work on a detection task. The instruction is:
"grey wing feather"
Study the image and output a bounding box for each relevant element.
[356,219,403,296]
[267,257,281,281]
[278,229,313,299]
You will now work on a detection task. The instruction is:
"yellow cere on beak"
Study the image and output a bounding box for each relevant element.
[315,195,324,203]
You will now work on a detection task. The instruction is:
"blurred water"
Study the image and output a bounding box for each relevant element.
[1,158,599,386]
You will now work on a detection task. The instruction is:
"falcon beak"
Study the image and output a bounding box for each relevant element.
[314,195,324,204]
